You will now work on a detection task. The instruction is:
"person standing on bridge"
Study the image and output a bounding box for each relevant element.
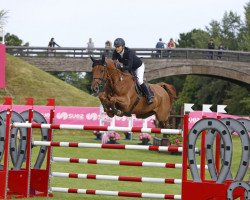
[48,37,60,56]
[105,40,112,57]
[112,38,154,104]
[217,43,224,60]
[155,38,165,58]
[87,38,95,55]
[207,39,215,59]
[167,38,176,58]
[48,37,60,48]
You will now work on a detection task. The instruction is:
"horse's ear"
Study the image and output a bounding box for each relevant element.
[101,54,105,63]
[101,54,107,67]
[90,56,95,62]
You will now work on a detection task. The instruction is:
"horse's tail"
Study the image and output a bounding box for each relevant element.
[158,82,177,106]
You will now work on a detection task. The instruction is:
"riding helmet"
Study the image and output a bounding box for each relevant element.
[114,38,125,47]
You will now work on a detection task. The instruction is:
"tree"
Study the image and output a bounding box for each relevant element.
[49,72,92,93]
[4,33,23,46]
[205,11,242,50]
[0,9,8,28]
[239,1,250,50]
[177,29,209,48]
[0,9,8,42]
[224,85,250,115]
[221,11,242,50]
[205,20,222,47]
[174,75,249,115]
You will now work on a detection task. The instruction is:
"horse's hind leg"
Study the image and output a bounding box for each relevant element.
[155,112,171,128]
[158,121,165,128]
[158,121,168,128]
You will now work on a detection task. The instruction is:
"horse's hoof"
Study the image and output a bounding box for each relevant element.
[116,110,122,116]
[107,113,115,118]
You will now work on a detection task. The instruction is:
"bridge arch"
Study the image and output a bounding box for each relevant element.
[144,59,250,84]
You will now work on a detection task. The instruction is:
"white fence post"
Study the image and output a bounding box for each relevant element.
[0,28,4,44]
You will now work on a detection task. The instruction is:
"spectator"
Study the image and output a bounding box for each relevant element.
[167,38,176,58]
[207,39,215,59]
[48,37,60,56]
[87,38,95,55]
[155,38,165,58]
[105,40,112,57]
[48,37,60,47]
[217,43,224,60]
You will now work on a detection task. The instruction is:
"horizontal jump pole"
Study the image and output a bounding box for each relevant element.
[51,172,182,184]
[12,122,182,134]
[51,187,182,199]
[52,157,208,169]
[33,141,200,153]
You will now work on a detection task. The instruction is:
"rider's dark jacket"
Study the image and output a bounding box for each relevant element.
[112,47,142,71]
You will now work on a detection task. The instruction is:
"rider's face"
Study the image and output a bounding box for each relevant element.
[115,45,123,53]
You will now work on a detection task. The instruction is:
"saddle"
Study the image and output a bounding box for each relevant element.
[130,72,154,97]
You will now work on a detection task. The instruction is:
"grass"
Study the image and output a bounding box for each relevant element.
[25,130,247,200]
[30,130,184,200]
[0,54,100,106]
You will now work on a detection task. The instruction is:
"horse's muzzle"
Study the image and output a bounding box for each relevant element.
[91,85,100,96]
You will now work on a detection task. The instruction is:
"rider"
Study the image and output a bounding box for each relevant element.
[112,38,154,104]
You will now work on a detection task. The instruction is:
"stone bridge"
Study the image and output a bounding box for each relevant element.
[6,46,250,84]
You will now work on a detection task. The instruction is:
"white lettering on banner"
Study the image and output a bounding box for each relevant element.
[56,112,68,120]
[189,118,201,123]
[86,113,99,121]
[56,112,84,120]
[68,113,84,120]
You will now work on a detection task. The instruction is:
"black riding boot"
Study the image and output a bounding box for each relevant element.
[140,83,154,104]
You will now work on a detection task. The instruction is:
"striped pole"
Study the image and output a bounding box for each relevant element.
[52,157,208,169]
[33,141,200,153]
[12,122,182,134]
[51,172,182,184]
[51,187,182,199]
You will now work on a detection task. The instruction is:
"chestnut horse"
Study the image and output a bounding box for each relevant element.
[90,55,177,128]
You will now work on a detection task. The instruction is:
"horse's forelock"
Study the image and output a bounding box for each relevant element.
[92,58,106,68]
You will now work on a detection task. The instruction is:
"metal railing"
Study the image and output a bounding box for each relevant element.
[6,46,250,62]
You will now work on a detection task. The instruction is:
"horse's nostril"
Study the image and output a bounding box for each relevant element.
[92,86,99,94]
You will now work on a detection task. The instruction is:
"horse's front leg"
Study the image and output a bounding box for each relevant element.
[105,96,122,116]
[109,95,131,116]
[98,92,115,117]
[99,92,123,118]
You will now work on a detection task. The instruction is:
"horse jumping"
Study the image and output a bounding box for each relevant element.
[90,55,177,128]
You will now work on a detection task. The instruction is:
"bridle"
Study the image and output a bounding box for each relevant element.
[92,59,129,94]
[92,62,108,92]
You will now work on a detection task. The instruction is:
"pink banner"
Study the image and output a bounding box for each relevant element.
[0,105,155,128]
[0,44,6,88]
[188,111,250,129]
[0,105,248,130]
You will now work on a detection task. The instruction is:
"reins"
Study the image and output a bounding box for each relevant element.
[92,64,108,91]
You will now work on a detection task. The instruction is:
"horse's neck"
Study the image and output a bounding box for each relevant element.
[106,67,134,93]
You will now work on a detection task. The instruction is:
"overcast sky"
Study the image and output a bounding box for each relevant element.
[2,0,249,48]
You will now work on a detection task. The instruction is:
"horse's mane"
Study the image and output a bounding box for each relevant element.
[105,58,132,77]
[105,58,116,68]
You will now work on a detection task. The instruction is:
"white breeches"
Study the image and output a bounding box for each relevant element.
[135,63,145,85]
